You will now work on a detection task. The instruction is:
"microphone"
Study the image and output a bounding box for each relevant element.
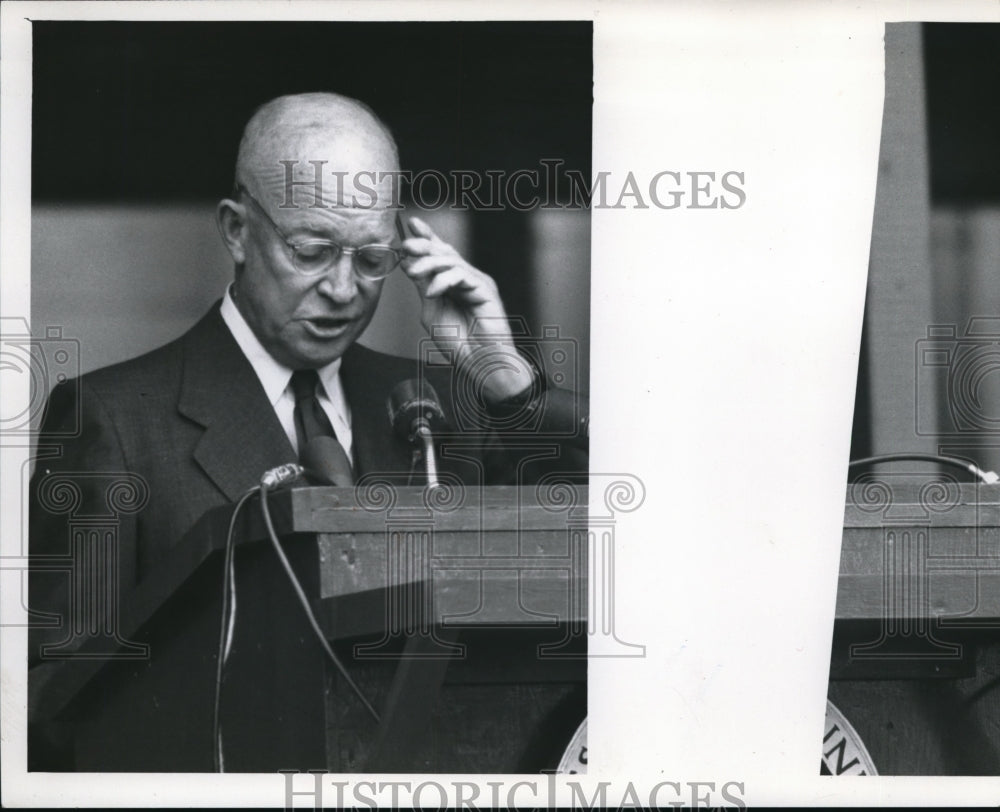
[259,462,304,489]
[388,379,447,440]
[300,436,355,487]
[387,380,447,487]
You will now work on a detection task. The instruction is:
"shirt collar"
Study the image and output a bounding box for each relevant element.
[219,286,342,406]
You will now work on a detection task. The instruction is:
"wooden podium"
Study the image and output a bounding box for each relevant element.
[829,476,1000,774]
[834,478,1000,657]
[29,483,589,772]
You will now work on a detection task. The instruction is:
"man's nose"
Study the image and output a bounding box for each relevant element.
[317,252,359,303]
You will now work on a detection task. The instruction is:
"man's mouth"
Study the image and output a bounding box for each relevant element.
[302,316,353,338]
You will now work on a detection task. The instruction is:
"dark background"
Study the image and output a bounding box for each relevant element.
[924,23,1000,205]
[34,21,996,205]
[851,21,1000,462]
[31,20,593,370]
[32,21,592,202]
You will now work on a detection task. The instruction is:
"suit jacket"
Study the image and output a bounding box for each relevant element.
[29,303,585,646]
[27,302,586,770]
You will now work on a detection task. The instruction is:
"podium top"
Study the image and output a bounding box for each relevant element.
[840,480,1000,623]
[30,485,589,720]
[845,481,1000,527]
[260,483,591,533]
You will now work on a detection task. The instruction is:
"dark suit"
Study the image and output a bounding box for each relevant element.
[30,303,502,602]
[28,301,585,770]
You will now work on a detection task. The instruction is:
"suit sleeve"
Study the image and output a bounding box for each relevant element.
[482,382,589,486]
[28,377,140,665]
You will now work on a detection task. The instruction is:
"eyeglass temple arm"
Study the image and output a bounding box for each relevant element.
[395,212,408,243]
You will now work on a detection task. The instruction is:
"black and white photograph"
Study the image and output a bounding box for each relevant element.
[829,21,1000,776]
[23,19,593,775]
[4,0,1000,808]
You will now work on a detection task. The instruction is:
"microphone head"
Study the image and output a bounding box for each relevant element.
[300,436,354,487]
[387,379,447,442]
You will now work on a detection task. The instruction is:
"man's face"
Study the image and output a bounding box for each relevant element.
[232,191,396,370]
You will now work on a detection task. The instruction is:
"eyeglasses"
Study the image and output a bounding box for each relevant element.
[236,184,404,280]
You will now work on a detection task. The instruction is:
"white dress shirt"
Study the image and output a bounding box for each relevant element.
[219,288,353,458]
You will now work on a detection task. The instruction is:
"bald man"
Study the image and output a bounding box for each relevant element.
[31,91,560,589]
[220,93,532,399]
[28,93,585,770]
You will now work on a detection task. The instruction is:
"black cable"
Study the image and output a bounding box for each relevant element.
[259,482,381,723]
[848,452,998,484]
[213,486,259,773]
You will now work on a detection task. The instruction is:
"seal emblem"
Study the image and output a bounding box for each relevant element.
[821,700,877,775]
[557,719,588,774]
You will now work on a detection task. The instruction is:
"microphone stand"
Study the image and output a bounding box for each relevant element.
[414,419,440,489]
[388,379,446,491]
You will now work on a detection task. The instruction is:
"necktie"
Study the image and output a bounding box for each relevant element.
[289,369,354,485]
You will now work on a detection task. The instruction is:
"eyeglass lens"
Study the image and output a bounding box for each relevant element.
[292,243,399,279]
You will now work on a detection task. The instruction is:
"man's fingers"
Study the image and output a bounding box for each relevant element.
[400,236,445,257]
[403,254,462,278]
[398,215,500,304]
[424,268,477,299]
[404,256,495,300]
[401,218,457,257]
[405,215,435,240]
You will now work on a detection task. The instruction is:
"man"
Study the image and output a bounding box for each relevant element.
[29,92,586,770]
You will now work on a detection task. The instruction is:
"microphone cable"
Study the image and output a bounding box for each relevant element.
[848,452,999,484]
[213,467,380,773]
[213,485,259,773]
[258,479,381,724]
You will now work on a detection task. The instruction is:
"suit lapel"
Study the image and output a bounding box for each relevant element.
[177,307,416,495]
[178,305,296,501]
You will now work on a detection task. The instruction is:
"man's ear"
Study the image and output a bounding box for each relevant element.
[216,198,247,264]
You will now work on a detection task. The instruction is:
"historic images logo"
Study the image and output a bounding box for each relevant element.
[915,318,1000,437]
[0,317,80,439]
[276,159,748,211]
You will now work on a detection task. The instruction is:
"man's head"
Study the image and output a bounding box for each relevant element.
[217,92,401,369]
